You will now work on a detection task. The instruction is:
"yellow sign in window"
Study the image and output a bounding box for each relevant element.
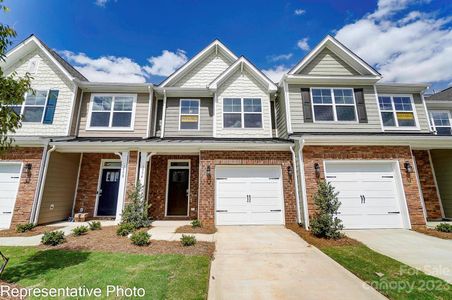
[181,115,198,123]
[396,112,414,120]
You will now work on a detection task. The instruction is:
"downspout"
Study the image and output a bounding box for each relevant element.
[160,89,167,138]
[290,145,302,224]
[298,139,310,228]
[145,85,154,138]
[29,142,49,224]
[32,145,57,224]
[144,153,156,202]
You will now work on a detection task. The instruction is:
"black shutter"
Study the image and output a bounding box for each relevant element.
[354,88,368,123]
[301,88,313,123]
[43,90,59,124]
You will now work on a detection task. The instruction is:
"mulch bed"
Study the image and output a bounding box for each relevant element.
[39,226,215,257]
[0,226,64,237]
[0,280,22,300]
[286,223,360,249]
[413,226,452,240]
[175,225,217,234]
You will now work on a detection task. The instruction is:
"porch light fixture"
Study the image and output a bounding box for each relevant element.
[287,165,293,178]
[404,161,413,173]
[206,165,211,178]
[314,163,321,178]
[24,163,32,183]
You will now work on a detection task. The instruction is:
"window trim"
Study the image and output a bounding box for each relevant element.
[11,89,50,124]
[86,93,137,131]
[429,110,452,135]
[377,94,420,131]
[222,97,263,129]
[310,87,358,123]
[178,98,200,131]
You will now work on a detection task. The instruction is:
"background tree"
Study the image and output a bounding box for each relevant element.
[0,0,32,154]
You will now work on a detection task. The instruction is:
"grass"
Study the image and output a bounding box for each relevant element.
[0,247,211,300]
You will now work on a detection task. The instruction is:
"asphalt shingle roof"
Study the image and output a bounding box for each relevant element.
[425,87,452,101]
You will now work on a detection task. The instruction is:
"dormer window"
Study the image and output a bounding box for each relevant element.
[87,94,136,130]
[378,95,418,129]
[311,88,357,122]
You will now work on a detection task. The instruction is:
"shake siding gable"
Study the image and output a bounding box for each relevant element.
[299,48,359,76]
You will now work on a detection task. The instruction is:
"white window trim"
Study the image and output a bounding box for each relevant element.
[377,94,420,131]
[310,87,358,123]
[178,98,200,131]
[429,110,452,135]
[165,159,191,217]
[86,93,137,131]
[13,89,50,124]
[221,97,263,129]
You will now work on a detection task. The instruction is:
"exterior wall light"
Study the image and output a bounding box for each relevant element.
[24,163,32,183]
[287,165,293,178]
[206,165,211,178]
[404,161,413,173]
[314,163,321,178]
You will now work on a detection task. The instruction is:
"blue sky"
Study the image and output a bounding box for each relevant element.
[3,0,452,92]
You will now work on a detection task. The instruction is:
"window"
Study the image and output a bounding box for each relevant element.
[223,98,262,128]
[311,88,357,122]
[88,94,135,129]
[430,111,452,135]
[378,95,417,129]
[179,99,199,130]
[10,90,49,123]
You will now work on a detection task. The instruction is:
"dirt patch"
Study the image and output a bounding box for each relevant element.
[413,226,452,240]
[286,223,360,249]
[39,226,215,257]
[0,280,22,299]
[175,225,217,234]
[0,226,64,237]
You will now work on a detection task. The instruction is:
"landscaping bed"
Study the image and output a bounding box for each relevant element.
[175,225,217,234]
[0,226,64,237]
[413,226,452,240]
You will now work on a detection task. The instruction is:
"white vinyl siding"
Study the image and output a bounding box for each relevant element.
[299,48,359,76]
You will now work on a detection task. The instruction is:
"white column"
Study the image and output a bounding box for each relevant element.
[138,151,148,189]
[115,151,129,223]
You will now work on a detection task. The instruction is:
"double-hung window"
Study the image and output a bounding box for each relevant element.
[430,110,452,135]
[378,95,417,129]
[9,90,49,123]
[311,88,357,122]
[179,99,200,130]
[88,94,135,129]
[223,98,262,128]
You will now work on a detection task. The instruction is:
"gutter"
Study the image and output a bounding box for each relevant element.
[290,145,302,224]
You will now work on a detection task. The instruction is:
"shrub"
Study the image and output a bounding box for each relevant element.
[436,223,452,233]
[180,234,197,246]
[310,180,344,239]
[130,231,151,246]
[72,225,89,236]
[191,220,202,228]
[15,223,35,233]
[88,221,102,231]
[116,223,136,236]
[41,231,65,246]
[121,183,151,229]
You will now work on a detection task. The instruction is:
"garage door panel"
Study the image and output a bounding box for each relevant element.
[0,163,21,229]
[249,212,282,224]
[216,212,249,225]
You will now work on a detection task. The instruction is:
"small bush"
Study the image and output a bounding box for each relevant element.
[436,223,452,233]
[130,231,151,246]
[16,223,35,233]
[72,225,89,236]
[88,221,102,231]
[191,220,202,228]
[41,231,65,246]
[116,223,136,236]
[180,234,197,246]
[121,183,151,229]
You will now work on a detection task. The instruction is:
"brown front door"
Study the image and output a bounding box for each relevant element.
[167,168,189,216]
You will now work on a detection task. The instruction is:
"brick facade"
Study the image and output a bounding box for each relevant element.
[198,151,297,226]
[413,150,443,220]
[302,145,426,226]
[0,147,45,228]
[148,155,199,220]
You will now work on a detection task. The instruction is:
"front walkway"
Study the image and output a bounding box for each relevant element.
[208,226,385,300]
[345,229,452,283]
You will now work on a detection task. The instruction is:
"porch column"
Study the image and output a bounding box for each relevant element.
[115,151,129,223]
[138,151,148,189]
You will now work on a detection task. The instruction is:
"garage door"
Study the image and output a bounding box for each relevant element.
[325,162,407,229]
[215,166,284,225]
[0,163,22,229]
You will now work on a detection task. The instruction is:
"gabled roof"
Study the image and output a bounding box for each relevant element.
[288,35,381,77]
[159,39,238,87]
[426,87,452,101]
[208,56,277,92]
[1,34,88,82]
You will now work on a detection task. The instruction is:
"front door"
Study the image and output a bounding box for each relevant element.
[97,168,121,216]
[167,168,189,216]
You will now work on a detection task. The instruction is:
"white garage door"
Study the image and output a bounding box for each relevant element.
[0,163,22,229]
[215,166,284,225]
[325,162,407,229]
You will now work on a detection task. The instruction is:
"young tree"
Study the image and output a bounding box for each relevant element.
[120,182,151,229]
[310,180,344,239]
[0,1,32,154]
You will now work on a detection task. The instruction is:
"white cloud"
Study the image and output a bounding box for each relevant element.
[297,38,310,51]
[95,0,109,7]
[294,9,306,16]
[143,50,188,76]
[262,65,290,83]
[335,0,452,83]
[267,53,293,62]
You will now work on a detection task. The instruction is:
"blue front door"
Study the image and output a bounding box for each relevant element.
[97,168,121,216]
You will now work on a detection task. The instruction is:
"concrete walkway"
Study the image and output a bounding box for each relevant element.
[208,226,385,300]
[345,229,452,283]
[148,221,216,242]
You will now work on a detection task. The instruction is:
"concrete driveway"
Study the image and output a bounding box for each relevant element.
[345,229,452,283]
[208,226,385,300]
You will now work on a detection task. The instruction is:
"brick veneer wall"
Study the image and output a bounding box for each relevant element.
[198,151,297,226]
[148,155,199,220]
[125,151,139,202]
[413,150,443,220]
[0,147,45,228]
[303,146,426,226]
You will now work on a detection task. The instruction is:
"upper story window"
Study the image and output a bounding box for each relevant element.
[223,98,262,128]
[87,94,136,130]
[430,110,452,135]
[10,89,59,124]
[378,95,418,129]
[311,88,357,122]
[179,99,200,130]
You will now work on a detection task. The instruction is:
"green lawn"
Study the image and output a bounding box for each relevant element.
[0,247,211,300]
